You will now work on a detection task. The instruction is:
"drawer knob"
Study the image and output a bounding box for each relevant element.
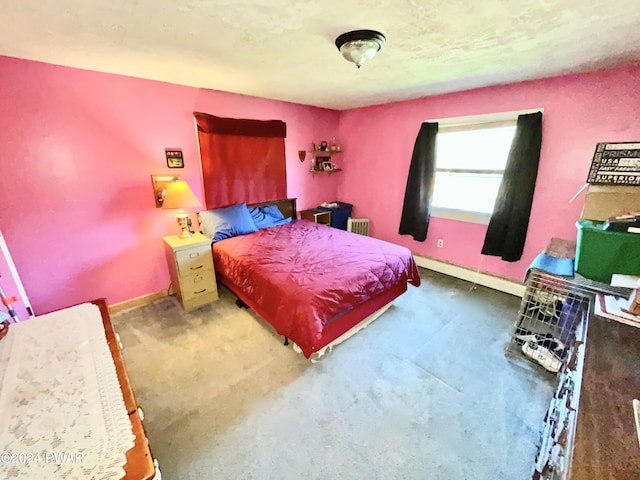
[195,289,207,294]
[190,265,203,270]
[189,252,200,258]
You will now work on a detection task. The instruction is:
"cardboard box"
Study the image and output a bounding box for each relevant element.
[543,237,576,258]
[580,185,640,221]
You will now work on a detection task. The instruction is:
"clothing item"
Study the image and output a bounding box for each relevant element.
[513,326,564,351]
[522,340,562,373]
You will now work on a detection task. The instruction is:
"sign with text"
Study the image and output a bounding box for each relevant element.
[587,142,640,185]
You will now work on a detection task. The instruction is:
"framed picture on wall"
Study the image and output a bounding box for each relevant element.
[165,149,184,168]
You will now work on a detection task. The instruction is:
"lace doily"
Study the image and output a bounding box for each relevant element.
[0,303,135,479]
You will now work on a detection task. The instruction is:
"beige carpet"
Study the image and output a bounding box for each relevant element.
[113,269,554,480]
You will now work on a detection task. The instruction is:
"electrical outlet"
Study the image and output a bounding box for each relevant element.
[437,239,444,248]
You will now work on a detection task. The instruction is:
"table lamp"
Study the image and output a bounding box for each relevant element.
[161,180,201,238]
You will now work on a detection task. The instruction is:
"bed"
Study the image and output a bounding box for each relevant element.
[200,198,420,359]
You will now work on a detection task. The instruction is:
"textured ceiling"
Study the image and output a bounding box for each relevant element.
[2,0,640,110]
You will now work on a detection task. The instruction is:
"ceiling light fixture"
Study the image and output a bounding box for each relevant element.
[335,30,386,69]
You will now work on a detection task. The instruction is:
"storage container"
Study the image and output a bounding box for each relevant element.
[575,219,640,284]
[318,201,353,231]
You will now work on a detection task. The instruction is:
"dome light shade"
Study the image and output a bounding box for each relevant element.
[335,30,386,68]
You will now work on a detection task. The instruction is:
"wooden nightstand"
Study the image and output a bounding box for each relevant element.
[163,233,218,311]
[300,208,331,226]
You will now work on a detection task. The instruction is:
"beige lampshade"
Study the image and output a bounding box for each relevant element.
[161,181,200,209]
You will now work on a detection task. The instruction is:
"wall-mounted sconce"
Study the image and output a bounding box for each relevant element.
[151,174,181,207]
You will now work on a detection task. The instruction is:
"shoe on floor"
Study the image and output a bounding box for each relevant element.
[513,327,565,352]
[522,340,562,373]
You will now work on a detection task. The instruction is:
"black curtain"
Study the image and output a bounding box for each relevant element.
[481,112,543,262]
[398,122,438,241]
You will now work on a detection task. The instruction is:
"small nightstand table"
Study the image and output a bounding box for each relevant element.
[300,208,331,226]
[163,233,218,311]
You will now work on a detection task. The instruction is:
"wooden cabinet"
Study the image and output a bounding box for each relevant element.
[531,313,640,479]
[571,316,640,478]
[95,299,157,480]
[531,315,587,480]
[163,233,218,311]
[300,208,331,225]
[0,299,158,479]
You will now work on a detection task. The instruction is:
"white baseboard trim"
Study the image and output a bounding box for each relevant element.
[108,256,524,313]
[413,254,526,297]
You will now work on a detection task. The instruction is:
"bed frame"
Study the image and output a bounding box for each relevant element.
[217,197,406,360]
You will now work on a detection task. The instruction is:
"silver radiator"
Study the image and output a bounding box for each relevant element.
[347,217,370,236]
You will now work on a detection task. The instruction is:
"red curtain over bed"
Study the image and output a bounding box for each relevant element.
[194,112,287,209]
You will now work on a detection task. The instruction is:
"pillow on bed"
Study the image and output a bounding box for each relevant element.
[261,205,285,220]
[198,203,258,242]
[249,205,292,229]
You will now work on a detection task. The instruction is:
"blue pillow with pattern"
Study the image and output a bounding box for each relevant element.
[249,205,292,229]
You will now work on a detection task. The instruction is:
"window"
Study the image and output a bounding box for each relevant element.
[431,121,516,223]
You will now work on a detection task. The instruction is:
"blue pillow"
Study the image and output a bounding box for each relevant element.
[271,217,292,227]
[249,205,291,229]
[261,205,285,220]
[197,203,258,242]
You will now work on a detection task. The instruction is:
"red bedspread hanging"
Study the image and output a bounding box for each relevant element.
[194,112,287,209]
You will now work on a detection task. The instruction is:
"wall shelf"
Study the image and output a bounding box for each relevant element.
[309,149,342,173]
[309,149,342,156]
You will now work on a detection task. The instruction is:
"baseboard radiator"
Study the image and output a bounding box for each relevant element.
[347,217,370,236]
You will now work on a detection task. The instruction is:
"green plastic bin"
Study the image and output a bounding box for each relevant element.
[575,219,640,284]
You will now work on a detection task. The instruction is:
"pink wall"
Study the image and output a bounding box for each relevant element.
[336,65,640,281]
[2,54,639,313]
[0,56,339,314]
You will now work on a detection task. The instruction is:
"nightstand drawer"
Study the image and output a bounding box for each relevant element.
[182,292,218,311]
[163,233,218,312]
[180,270,217,301]
[176,247,213,276]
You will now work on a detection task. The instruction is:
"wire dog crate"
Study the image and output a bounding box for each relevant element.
[506,271,595,373]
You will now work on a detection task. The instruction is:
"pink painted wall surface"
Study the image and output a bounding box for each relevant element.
[336,65,640,281]
[2,54,639,313]
[0,56,339,314]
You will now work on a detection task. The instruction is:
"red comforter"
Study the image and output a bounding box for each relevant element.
[212,220,420,357]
